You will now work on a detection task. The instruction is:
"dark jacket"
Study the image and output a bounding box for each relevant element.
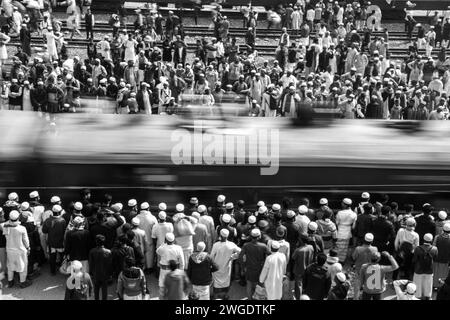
[371,216,395,251]
[42,215,67,248]
[89,246,112,281]
[89,213,124,249]
[65,229,91,261]
[186,251,218,286]
[283,221,301,254]
[412,243,438,274]
[354,213,375,240]
[415,214,436,245]
[239,241,268,282]
[303,263,332,300]
[111,244,135,278]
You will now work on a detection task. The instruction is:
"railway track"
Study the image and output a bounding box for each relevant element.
[4,21,441,59]
[6,37,448,60]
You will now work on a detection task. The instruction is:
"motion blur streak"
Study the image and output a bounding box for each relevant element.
[1,112,450,194]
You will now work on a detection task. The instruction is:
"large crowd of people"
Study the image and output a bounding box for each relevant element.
[0,189,450,300]
[0,1,448,118]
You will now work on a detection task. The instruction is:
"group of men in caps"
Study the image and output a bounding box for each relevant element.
[1,189,449,299]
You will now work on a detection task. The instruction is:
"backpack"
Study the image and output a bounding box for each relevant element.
[419,246,434,270]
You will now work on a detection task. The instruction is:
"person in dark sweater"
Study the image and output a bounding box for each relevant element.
[238,228,268,299]
[116,256,147,300]
[89,210,124,249]
[89,234,112,300]
[353,203,376,245]
[42,205,67,275]
[65,217,91,271]
[111,235,135,279]
[303,253,332,300]
[415,204,436,245]
[187,241,218,300]
[163,259,191,300]
[371,206,396,254]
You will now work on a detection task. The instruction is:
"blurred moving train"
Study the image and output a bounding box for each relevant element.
[1,111,450,208]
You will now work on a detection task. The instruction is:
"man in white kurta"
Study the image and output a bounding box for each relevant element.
[335,198,357,263]
[156,232,184,299]
[136,202,157,271]
[210,228,241,298]
[1,210,30,287]
[259,241,287,300]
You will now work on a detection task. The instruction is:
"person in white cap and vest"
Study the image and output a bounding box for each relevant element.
[360,250,398,300]
[211,228,241,299]
[0,210,32,288]
[136,202,157,274]
[432,223,450,289]
[335,198,357,264]
[64,259,93,300]
[152,211,174,251]
[413,232,438,299]
[239,227,268,299]
[327,272,350,300]
[435,211,449,236]
[393,279,419,300]
[156,232,184,299]
[122,199,138,223]
[394,217,419,280]
[259,240,287,300]
[65,216,90,273]
[296,205,311,236]
[355,192,372,215]
[210,194,226,226]
[187,241,218,300]
[352,232,379,300]
[42,204,67,275]
[191,212,209,252]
